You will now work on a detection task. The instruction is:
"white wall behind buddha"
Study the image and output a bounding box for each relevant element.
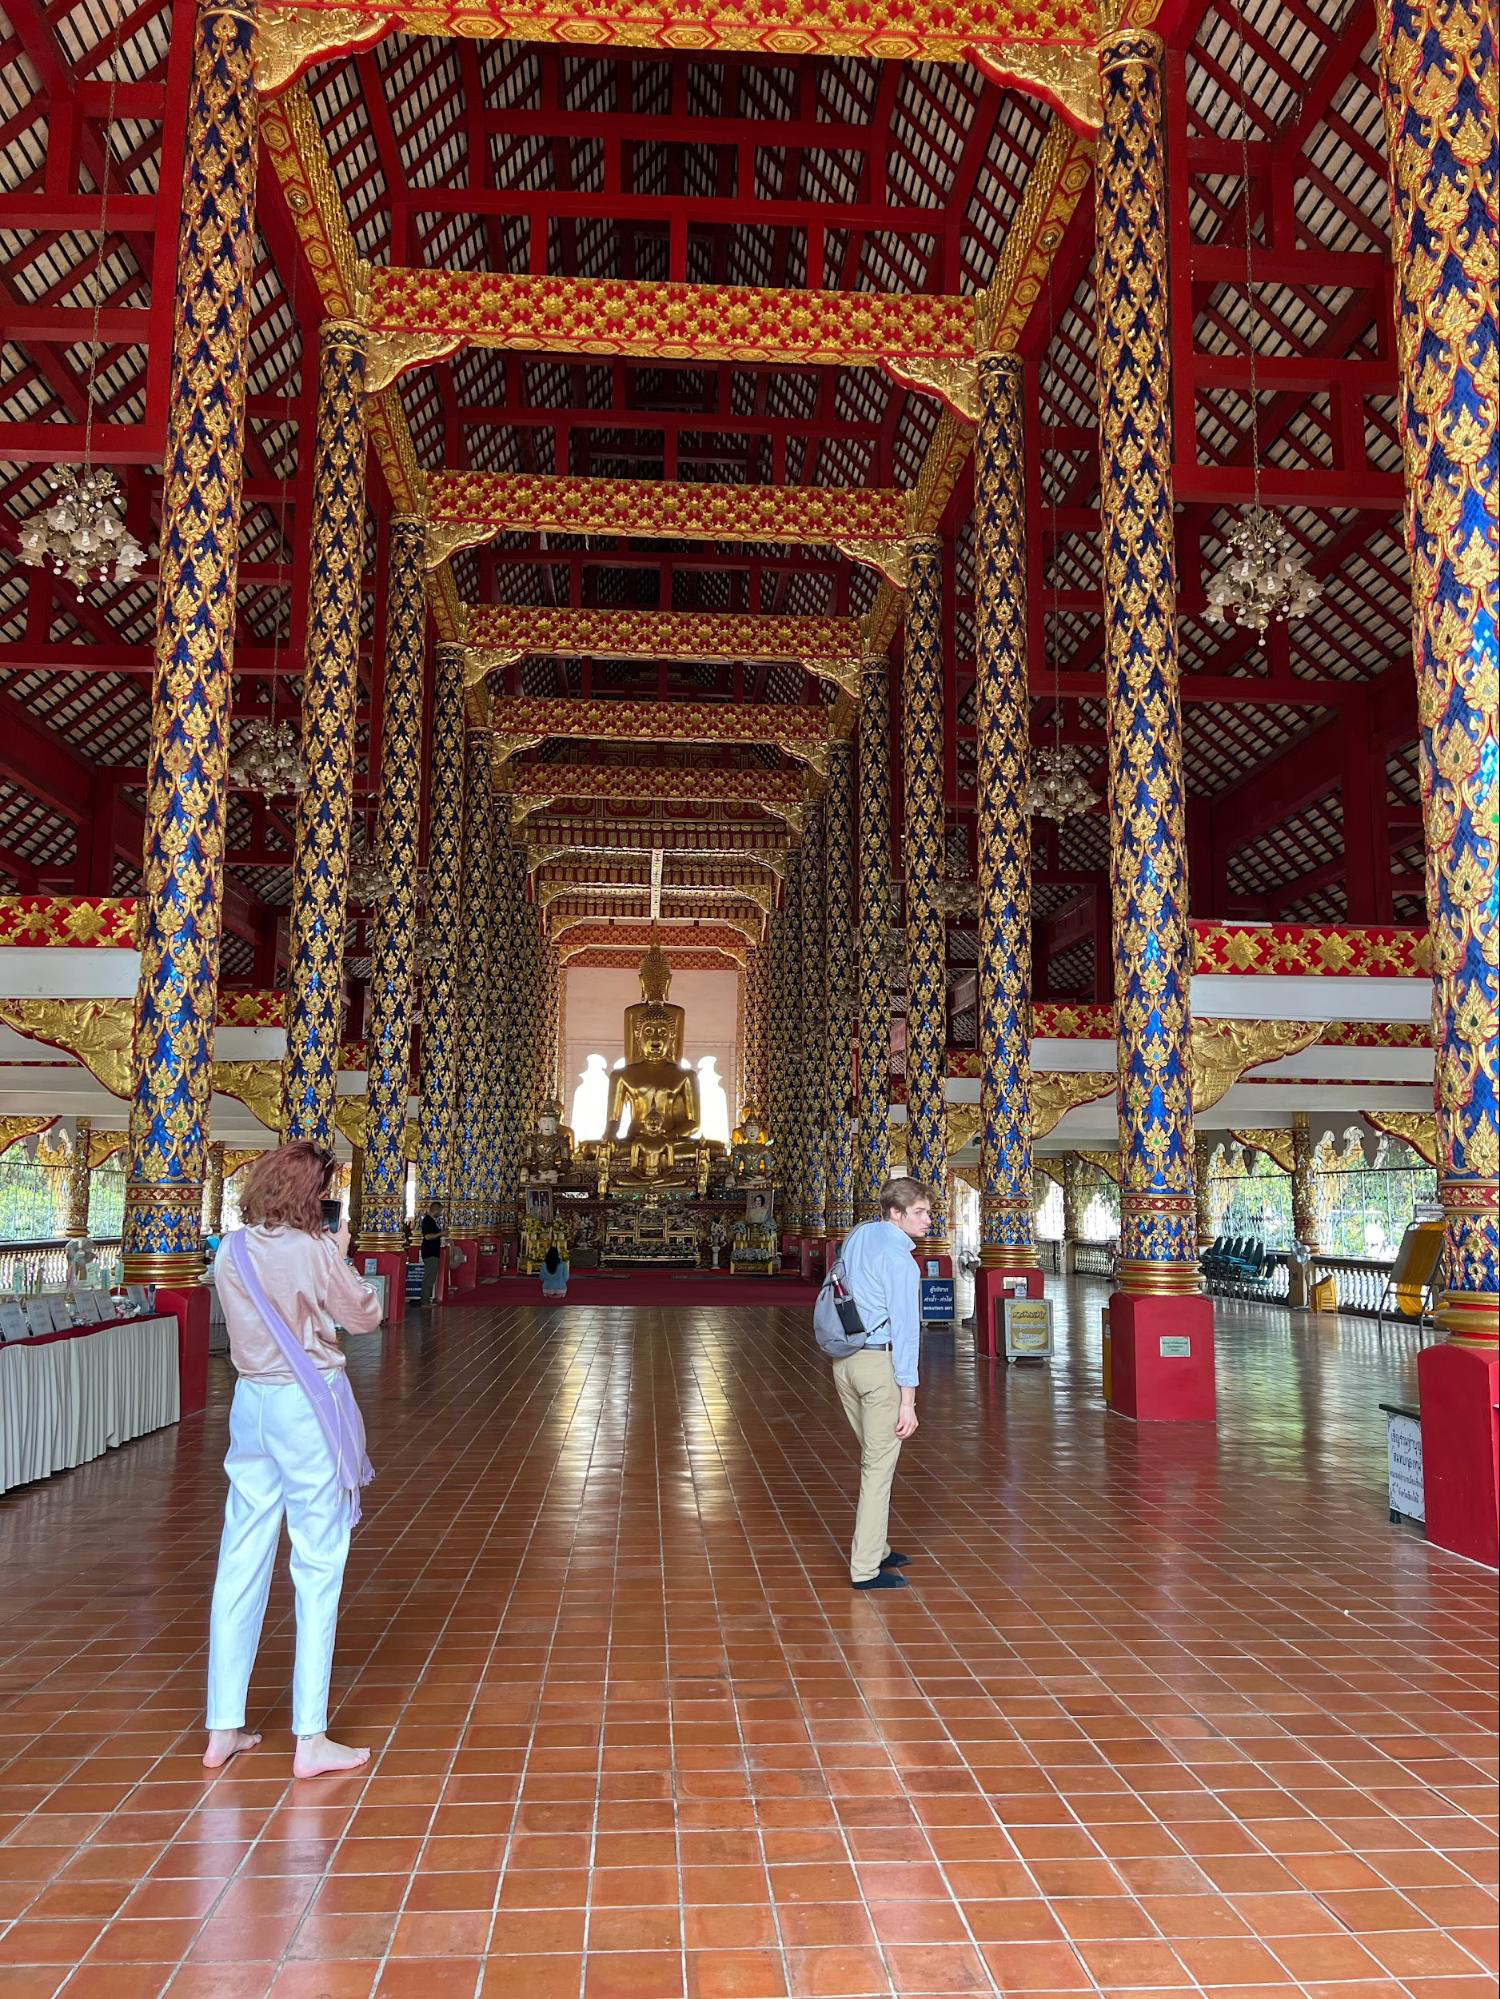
[562,965,740,1132]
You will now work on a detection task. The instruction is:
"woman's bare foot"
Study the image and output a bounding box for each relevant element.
[202,1728,261,1770]
[292,1732,370,1779]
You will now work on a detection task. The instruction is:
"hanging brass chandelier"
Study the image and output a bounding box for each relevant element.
[228,718,308,798]
[347,835,395,905]
[1027,740,1097,820]
[1207,1,1321,638]
[19,37,145,594]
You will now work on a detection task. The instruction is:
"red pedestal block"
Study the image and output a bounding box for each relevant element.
[1106,1290,1216,1422]
[798,1236,828,1282]
[477,1243,501,1282]
[361,1250,409,1319]
[448,1239,479,1292]
[1418,1339,1499,1568]
[973,1265,1046,1360]
[780,1231,801,1270]
[158,1285,211,1416]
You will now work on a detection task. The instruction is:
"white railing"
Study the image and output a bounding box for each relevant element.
[0,1239,123,1294]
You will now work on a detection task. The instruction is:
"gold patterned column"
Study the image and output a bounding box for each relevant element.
[1095,29,1200,1300]
[416,639,467,1234]
[1062,1151,1088,1274]
[799,798,827,1239]
[974,353,1039,1289]
[492,834,528,1241]
[281,317,368,1145]
[65,1118,94,1239]
[857,656,894,1212]
[778,849,805,1231]
[743,943,770,1116]
[825,743,857,1239]
[1379,0,1498,1397]
[203,1139,225,1238]
[553,941,568,1108]
[903,535,949,1249]
[123,0,258,1288]
[448,719,497,1269]
[358,516,425,1257]
[1290,1113,1324,1257]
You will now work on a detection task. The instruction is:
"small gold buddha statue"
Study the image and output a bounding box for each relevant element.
[606,941,704,1186]
[523,1097,573,1184]
[731,1104,774,1183]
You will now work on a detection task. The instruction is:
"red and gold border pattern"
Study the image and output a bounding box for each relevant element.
[0,896,139,948]
[500,762,808,824]
[255,3,1100,129]
[491,695,832,773]
[523,814,793,859]
[466,605,864,698]
[546,894,763,936]
[216,990,290,1028]
[555,920,749,966]
[1191,922,1431,977]
[372,269,974,375]
[565,946,742,974]
[427,472,908,569]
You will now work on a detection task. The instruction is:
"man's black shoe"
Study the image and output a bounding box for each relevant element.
[852,1571,908,1591]
[880,1552,911,1570]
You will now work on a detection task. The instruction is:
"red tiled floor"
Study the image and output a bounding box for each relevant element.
[1,1284,1496,1999]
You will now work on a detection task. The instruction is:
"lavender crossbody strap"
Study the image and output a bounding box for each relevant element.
[225,1229,375,1525]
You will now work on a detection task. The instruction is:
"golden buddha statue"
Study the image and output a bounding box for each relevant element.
[605,941,709,1188]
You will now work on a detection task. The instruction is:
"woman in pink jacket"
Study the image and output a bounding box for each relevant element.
[203,1142,382,1778]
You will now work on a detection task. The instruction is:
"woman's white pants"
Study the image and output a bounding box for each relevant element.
[206,1376,350,1739]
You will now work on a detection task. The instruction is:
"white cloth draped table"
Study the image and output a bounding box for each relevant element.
[0,1316,180,1495]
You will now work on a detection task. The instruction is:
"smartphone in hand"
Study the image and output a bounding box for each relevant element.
[320,1198,343,1233]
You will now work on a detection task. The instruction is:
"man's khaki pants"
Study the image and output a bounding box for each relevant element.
[833,1347,902,1583]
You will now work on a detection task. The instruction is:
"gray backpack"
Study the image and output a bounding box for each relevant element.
[813,1226,880,1359]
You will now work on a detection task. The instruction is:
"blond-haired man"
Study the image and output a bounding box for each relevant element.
[832,1176,931,1591]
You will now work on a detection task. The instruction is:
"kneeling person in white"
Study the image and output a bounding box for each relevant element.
[834,1177,932,1591]
[204,1141,382,1778]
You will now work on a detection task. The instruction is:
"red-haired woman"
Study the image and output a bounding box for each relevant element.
[203,1141,382,1778]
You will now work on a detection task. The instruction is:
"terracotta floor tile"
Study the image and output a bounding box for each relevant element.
[685,1952,789,1999]
[0,1293,1493,1999]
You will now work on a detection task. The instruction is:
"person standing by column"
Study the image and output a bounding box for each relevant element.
[203,1142,381,1778]
[830,1176,932,1593]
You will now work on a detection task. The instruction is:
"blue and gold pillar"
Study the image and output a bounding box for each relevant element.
[857,655,894,1212]
[902,536,949,1256]
[123,0,258,1405]
[416,638,467,1292]
[491,834,528,1249]
[1095,27,1213,1419]
[281,316,368,1145]
[778,848,805,1240]
[356,516,425,1302]
[1379,0,1499,1563]
[798,798,828,1272]
[447,710,495,1290]
[973,353,1044,1351]
[743,940,770,1118]
[824,743,857,1243]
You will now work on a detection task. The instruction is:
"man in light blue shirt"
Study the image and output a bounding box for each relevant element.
[832,1176,932,1592]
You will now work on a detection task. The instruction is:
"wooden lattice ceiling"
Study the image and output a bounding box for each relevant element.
[0,0,1422,1017]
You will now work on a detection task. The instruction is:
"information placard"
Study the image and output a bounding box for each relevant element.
[25,1297,61,1337]
[920,1276,955,1323]
[0,1301,30,1343]
[1385,1408,1424,1523]
[1003,1296,1053,1361]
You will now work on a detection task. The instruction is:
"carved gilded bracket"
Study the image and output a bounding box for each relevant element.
[836,538,910,591]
